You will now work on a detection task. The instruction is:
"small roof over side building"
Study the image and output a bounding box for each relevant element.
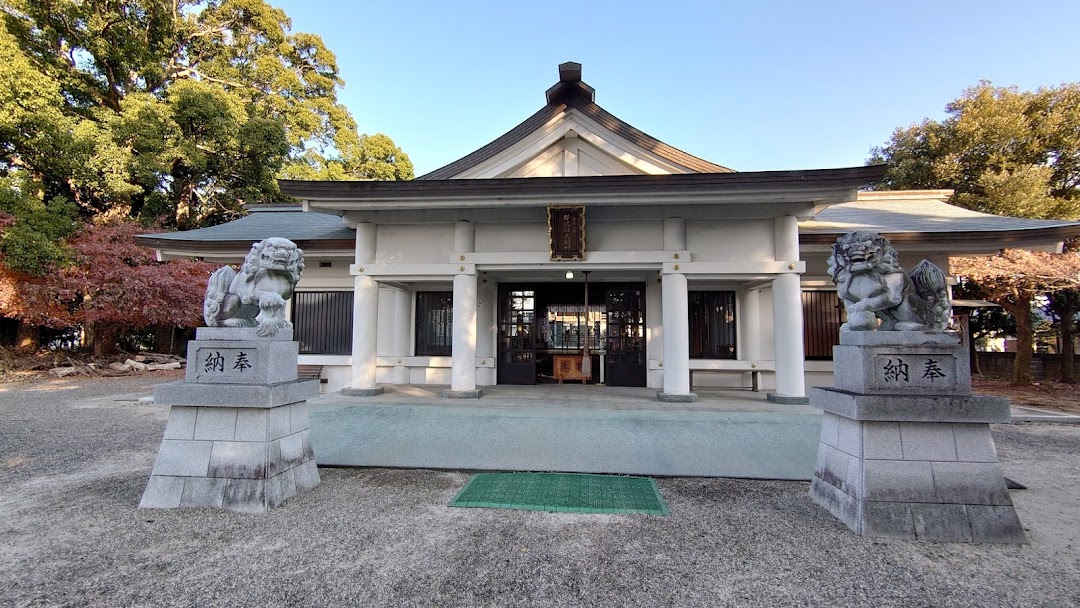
[801,190,1080,253]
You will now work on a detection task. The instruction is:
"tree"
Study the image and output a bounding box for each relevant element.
[1,0,413,231]
[952,250,1080,385]
[870,82,1080,220]
[0,220,216,355]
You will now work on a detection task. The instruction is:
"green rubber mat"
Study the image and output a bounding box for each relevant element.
[449,472,669,516]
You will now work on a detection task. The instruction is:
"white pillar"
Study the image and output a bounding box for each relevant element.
[345,223,383,396]
[663,218,686,251]
[447,273,480,398]
[454,220,475,256]
[659,272,695,402]
[770,215,806,403]
[740,288,762,390]
[393,288,411,384]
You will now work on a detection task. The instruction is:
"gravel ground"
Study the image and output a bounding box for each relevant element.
[1,376,1079,607]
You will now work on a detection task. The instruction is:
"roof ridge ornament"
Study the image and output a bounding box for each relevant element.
[546,61,595,104]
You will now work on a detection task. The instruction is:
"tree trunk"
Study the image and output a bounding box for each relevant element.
[14,321,39,353]
[1058,297,1078,384]
[153,325,174,354]
[88,322,119,358]
[1004,296,1034,385]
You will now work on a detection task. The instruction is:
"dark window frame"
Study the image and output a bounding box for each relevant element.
[802,290,846,360]
[688,291,737,360]
[292,291,353,355]
[416,291,453,357]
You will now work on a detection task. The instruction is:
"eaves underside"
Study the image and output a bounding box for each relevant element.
[281,166,886,202]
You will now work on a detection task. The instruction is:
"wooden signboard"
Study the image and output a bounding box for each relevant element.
[548,206,585,261]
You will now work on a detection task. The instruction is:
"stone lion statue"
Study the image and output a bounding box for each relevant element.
[203,237,305,337]
[827,231,950,332]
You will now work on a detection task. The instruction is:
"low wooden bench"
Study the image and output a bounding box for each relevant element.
[297,365,327,384]
[689,361,775,392]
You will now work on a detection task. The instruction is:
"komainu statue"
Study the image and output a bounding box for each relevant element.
[827,231,950,332]
[203,238,305,337]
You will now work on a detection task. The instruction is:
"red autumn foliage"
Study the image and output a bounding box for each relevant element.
[0,221,217,331]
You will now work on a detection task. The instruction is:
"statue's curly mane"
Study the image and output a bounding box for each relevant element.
[828,231,903,279]
[239,239,304,285]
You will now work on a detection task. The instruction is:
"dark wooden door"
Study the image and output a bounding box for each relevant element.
[497,287,536,384]
[605,284,646,387]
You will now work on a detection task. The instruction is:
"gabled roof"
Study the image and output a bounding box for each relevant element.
[418,62,733,179]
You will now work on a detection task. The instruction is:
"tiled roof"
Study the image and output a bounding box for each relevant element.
[802,195,1079,235]
[135,207,354,250]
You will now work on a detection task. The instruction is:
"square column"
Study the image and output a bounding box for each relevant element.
[445,273,482,398]
[658,272,696,402]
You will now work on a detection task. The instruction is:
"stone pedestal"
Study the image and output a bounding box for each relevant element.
[140,328,321,512]
[809,331,1025,543]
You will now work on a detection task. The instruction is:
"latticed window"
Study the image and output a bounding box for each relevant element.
[292,291,353,355]
[802,291,845,360]
[416,292,453,356]
[689,291,736,359]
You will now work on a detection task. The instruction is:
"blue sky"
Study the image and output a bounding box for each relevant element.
[270,0,1080,177]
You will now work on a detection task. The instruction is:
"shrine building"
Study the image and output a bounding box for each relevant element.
[139,63,1080,405]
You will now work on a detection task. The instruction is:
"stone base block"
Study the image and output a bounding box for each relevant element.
[341,386,385,397]
[766,393,810,405]
[657,391,698,403]
[809,411,1024,543]
[140,401,319,512]
[443,389,484,399]
[812,387,1009,423]
[154,379,319,409]
[833,332,969,396]
[196,327,293,341]
[186,339,299,385]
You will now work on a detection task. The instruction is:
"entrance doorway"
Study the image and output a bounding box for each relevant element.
[497,282,646,386]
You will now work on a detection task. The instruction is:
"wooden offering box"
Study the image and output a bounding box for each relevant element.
[554,354,591,384]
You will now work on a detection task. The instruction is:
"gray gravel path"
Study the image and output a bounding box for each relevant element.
[1,375,1079,607]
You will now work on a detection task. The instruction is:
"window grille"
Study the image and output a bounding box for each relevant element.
[802,291,845,360]
[689,291,737,359]
[416,292,453,356]
[292,291,353,355]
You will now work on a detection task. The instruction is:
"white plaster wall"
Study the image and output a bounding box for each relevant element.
[589,221,662,252]
[376,224,454,263]
[294,260,352,290]
[687,220,774,261]
[475,223,548,253]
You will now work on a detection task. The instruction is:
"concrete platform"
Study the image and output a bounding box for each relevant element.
[308,385,823,479]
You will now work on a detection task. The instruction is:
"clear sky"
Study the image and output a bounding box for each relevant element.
[269,0,1080,177]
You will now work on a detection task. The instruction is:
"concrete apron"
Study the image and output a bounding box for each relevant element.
[308,385,823,480]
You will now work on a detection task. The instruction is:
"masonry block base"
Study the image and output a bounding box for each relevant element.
[766,393,810,405]
[657,391,698,403]
[809,411,1025,544]
[341,386,385,397]
[141,400,320,512]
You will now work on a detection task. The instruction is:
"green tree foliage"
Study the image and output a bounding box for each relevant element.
[0,1,413,344]
[1,0,413,231]
[870,82,1080,220]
